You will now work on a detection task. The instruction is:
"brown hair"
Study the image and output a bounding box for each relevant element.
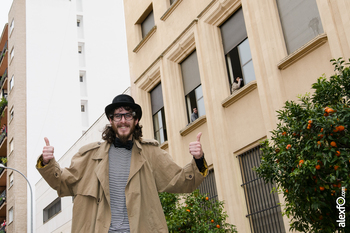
[102,106,143,143]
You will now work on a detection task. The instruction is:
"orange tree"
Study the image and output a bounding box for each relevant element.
[255,58,350,232]
[159,190,237,232]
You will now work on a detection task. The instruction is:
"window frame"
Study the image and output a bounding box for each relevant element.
[43,197,62,223]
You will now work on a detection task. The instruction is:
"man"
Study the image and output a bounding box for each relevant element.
[191,107,199,122]
[36,94,207,233]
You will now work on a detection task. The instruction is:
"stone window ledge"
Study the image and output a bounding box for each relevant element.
[160,141,169,150]
[180,115,207,136]
[222,80,257,108]
[161,0,183,21]
[133,26,157,53]
[278,33,328,70]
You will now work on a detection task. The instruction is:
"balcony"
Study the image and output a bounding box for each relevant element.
[0,69,7,91]
[0,162,6,224]
[0,42,7,82]
[0,42,7,66]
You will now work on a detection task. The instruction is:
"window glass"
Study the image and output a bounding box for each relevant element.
[276,0,323,54]
[10,75,14,90]
[195,85,205,117]
[9,207,13,223]
[141,11,155,38]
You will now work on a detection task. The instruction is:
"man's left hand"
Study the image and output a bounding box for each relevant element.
[189,132,204,159]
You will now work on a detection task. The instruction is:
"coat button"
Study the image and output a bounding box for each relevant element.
[54,172,58,178]
[189,175,192,178]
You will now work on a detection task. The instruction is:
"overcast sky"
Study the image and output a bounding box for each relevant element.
[0,0,13,31]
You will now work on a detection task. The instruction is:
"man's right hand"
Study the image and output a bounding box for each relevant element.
[42,137,55,165]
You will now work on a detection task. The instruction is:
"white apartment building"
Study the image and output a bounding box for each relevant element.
[4,0,130,232]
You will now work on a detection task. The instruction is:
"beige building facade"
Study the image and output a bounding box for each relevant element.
[123,0,350,232]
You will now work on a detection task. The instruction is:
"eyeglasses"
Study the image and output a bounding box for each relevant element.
[111,112,136,122]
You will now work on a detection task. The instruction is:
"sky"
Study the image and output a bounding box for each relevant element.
[0,0,13,31]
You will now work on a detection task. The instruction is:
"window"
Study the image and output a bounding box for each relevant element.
[141,10,154,38]
[9,139,13,153]
[10,19,14,34]
[10,108,14,121]
[79,75,83,82]
[10,48,14,61]
[10,75,14,91]
[221,8,256,94]
[198,169,218,202]
[276,0,323,54]
[43,198,61,223]
[181,50,205,123]
[9,207,13,223]
[9,172,13,187]
[9,173,13,187]
[238,145,285,232]
[78,46,82,54]
[81,104,85,112]
[77,19,81,27]
[151,83,167,144]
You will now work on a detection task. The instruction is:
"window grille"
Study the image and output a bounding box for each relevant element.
[43,198,61,223]
[198,169,218,202]
[238,145,285,233]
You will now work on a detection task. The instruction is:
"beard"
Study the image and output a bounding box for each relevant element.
[112,121,136,144]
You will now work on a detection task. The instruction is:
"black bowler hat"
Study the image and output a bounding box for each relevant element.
[105,94,142,120]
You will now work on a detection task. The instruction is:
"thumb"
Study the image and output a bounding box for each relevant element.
[196,132,202,142]
[44,137,50,146]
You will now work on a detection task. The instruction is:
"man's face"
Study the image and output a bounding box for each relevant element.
[193,108,198,114]
[109,107,139,143]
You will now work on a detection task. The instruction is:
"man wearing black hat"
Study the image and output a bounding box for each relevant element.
[37,94,207,233]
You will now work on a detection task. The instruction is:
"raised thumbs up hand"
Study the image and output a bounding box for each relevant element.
[42,137,55,165]
[189,132,203,159]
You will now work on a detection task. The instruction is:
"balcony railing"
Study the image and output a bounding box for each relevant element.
[0,132,6,148]
[0,98,7,117]
[0,42,7,65]
[0,190,5,207]
[0,69,7,89]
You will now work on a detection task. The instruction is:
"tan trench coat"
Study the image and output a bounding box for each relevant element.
[37,139,206,233]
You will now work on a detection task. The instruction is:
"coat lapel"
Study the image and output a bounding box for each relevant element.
[127,140,146,186]
[92,141,111,206]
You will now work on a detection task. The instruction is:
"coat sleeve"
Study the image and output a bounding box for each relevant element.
[36,150,90,197]
[150,148,207,193]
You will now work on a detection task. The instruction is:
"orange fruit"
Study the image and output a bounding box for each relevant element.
[285,189,288,193]
[186,209,190,212]
[216,225,220,229]
[317,141,321,146]
[326,108,336,113]
[324,113,329,117]
[286,144,291,150]
[318,134,324,139]
[320,186,325,191]
[320,128,324,132]
[316,165,321,170]
[333,128,339,133]
[337,125,345,131]
[333,184,338,188]
[308,120,313,124]
[336,151,341,157]
[338,183,342,188]
[205,197,209,201]
[211,219,214,223]
[330,141,337,147]
[299,160,304,166]
[282,132,287,136]
[334,165,339,170]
